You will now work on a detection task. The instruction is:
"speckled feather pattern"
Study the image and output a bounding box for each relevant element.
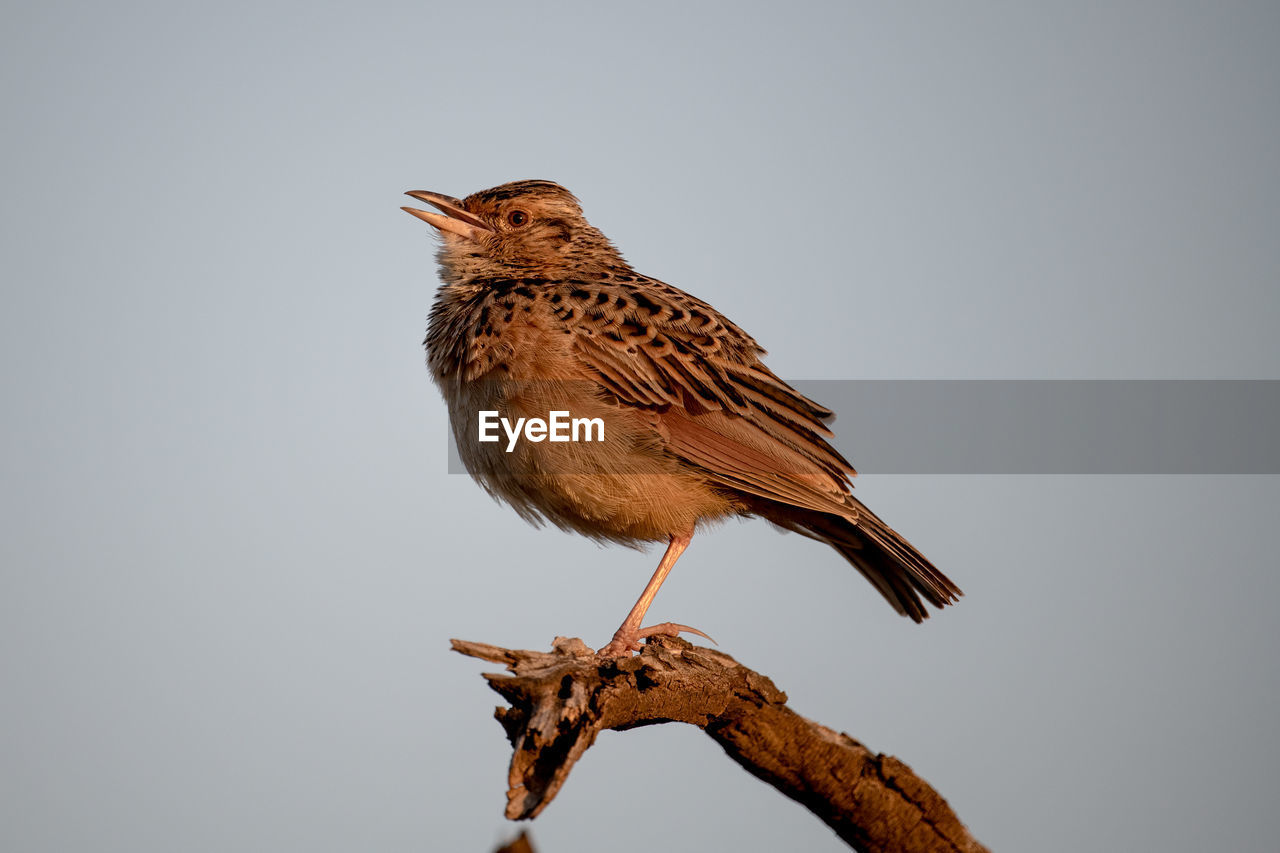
[412,179,961,622]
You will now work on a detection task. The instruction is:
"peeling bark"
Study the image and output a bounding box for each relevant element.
[453,636,987,853]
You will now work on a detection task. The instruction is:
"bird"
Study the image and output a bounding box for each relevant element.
[402,179,961,656]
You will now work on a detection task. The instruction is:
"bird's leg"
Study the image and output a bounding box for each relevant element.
[596,531,714,657]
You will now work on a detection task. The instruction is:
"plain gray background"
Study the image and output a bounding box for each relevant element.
[3,2,1278,851]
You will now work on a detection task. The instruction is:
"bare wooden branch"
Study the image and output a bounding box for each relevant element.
[452,636,987,853]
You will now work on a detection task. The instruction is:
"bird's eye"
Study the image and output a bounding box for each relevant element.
[507,210,529,227]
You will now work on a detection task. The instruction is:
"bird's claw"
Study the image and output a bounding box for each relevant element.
[596,622,717,657]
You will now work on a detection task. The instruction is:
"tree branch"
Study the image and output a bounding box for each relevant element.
[452,636,987,853]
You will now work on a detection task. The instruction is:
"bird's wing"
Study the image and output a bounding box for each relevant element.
[550,277,859,515]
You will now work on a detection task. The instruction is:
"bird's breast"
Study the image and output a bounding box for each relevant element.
[427,281,740,542]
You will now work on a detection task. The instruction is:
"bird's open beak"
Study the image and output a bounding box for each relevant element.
[402,190,494,242]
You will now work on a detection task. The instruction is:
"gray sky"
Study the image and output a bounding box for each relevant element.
[3,2,1278,851]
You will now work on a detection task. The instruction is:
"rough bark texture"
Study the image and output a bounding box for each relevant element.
[453,636,987,853]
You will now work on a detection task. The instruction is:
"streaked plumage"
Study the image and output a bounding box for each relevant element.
[404,179,961,655]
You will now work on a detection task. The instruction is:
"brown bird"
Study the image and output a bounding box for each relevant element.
[403,180,961,656]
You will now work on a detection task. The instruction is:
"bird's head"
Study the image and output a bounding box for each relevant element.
[403,180,628,284]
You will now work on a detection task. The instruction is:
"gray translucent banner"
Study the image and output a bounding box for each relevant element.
[444,380,1279,475]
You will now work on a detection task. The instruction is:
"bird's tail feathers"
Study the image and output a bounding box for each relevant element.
[767,501,961,622]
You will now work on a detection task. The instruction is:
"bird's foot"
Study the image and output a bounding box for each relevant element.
[595,622,717,657]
